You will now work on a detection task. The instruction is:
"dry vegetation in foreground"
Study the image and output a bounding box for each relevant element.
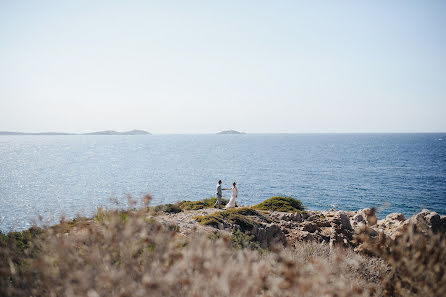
[1,196,445,297]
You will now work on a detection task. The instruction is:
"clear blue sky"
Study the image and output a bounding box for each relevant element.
[1,0,445,133]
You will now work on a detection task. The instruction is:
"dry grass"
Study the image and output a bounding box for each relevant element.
[357,224,446,297]
[1,196,444,297]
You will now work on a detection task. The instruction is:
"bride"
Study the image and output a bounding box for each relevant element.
[224,182,238,209]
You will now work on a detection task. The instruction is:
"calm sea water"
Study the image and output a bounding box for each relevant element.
[0,134,445,232]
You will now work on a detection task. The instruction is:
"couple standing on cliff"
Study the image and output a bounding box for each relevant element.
[214,180,238,209]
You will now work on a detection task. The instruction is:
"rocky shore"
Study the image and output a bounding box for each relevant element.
[153,203,446,250]
[2,196,445,297]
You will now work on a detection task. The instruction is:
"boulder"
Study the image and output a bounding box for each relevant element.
[356,208,377,226]
[292,212,303,222]
[425,211,441,233]
[275,212,302,223]
[440,215,446,233]
[373,213,406,237]
[295,231,314,242]
[313,219,332,228]
[301,212,309,219]
[302,222,319,233]
[395,209,444,236]
[252,223,286,248]
[353,213,364,223]
[386,213,406,222]
[358,225,378,237]
[307,214,321,221]
[339,213,353,231]
[412,209,438,231]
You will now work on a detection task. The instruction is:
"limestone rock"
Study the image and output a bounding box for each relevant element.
[391,209,445,238]
[440,215,446,233]
[252,223,286,248]
[386,213,406,222]
[302,222,319,233]
[339,213,353,231]
[356,208,377,226]
[295,231,314,243]
[353,213,364,223]
[301,212,309,219]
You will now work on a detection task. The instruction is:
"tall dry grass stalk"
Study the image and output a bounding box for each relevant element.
[358,224,446,297]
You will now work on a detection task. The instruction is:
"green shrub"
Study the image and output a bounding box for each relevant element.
[231,229,260,250]
[95,207,106,222]
[252,196,305,213]
[152,203,183,214]
[208,231,222,241]
[0,227,43,262]
[119,211,129,221]
[0,227,44,294]
[194,207,264,232]
[179,197,229,210]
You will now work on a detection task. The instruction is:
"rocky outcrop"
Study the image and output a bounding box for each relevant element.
[268,210,357,248]
[386,213,406,221]
[270,208,445,249]
[339,212,353,231]
[154,207,444,250]
[349,209,445,240]
[252,223,287,248]
[393,209,445,236]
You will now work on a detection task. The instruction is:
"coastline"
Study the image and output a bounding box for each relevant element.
[3,197,444,247]
[2,196,445,296]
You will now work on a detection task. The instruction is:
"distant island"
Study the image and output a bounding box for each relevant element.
[0,130,151,135]
[84,130,150,135]
[217,130,246,134]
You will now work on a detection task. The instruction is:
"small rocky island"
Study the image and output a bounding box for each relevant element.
[84,130,151,135]
[217,130,246,134]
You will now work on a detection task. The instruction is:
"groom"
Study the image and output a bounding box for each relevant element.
[214,180,223,209]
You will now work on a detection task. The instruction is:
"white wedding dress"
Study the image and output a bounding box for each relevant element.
[225,187,238,209]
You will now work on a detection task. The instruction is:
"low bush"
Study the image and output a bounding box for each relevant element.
[152,203,183,214]
[0,227,44,294]
[231,229,261,250]
[252,196,305,213]
[194,207,265,232]
[178,197,229,210]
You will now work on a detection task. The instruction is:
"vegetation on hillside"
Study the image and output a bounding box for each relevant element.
[178,197,229,210]
[194,207,268,231]
[252,196,305,213]
[1,196,445,297]
[151,203,183,214]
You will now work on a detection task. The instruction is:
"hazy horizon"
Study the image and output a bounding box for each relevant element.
[1,1,446,134]
[1,129,446,135]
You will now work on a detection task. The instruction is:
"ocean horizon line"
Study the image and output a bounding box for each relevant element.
[1,131,445,135]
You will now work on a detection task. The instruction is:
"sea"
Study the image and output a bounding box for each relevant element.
[0,133,445,232]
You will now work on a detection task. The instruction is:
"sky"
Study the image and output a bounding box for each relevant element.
[1,0,445,134]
